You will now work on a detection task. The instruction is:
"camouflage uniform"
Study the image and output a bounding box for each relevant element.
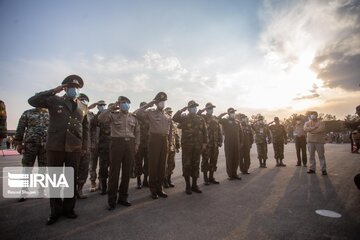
[89,112,100,189]
[269,123,287,166]
[239,122,254,174]
[0,100,6,141]
[200,114,222,183]
[14,108,49,167]
[135,118,149,178]
[252,123,271,167]
[173,102,208,194]
[165,119,180,182]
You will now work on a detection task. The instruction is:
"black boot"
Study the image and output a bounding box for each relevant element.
[143,175,149,187]
[276,159,280,167]
[163,176,170,188]
[191,177,202,193]
[100,179,107,195]
[136,176,142,189]
[185,176,192,195]
[209,171,219,184]
[259,159,263,168]
[280,159,286,167]
[263,159,267,168]
[168,175,175,188]
[203,172,210,185]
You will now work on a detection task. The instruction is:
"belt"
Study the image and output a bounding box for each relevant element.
[150,132,168,137]
[112,137,133,142]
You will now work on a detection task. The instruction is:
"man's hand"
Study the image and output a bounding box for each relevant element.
[111,102,120,110]
[181,106,188,112]
[88,102,98,110]
[53,84,67,94]
[81,149,87,156]
[16,144,24,154]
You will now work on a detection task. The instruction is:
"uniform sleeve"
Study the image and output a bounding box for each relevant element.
[28,89,55,108]
[311,121,326,133]
[304,121,318,132]
[14,111,28,143]
[0,101,7,139]
[266,126,272,142]
[172,110,185,124]
[98,109,112,123]
[201,118,209,144]
[82,113,89,151]
[135,108,149,121]
[134,118,140,150]
[217,121,223,145]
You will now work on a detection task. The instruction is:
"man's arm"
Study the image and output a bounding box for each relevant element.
[28,85,65,108]
[98,108,113,123]
[14,111,27,153]
[134,118,140,153]
[173,106,188,123]
[82,113,89,153]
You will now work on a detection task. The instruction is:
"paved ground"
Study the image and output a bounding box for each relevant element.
[0,143,359,240]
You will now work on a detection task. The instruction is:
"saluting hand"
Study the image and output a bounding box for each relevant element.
[53,84,67,94]
[88,102,98,110]
[181,106,188,112]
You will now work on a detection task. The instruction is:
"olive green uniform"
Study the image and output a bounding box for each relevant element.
[252,124,271,167]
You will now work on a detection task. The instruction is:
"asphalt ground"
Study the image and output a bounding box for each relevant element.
[0,143,359,240]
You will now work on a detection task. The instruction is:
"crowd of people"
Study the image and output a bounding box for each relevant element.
[4,74,360,225]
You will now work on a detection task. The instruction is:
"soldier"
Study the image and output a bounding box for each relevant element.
[14,106,49,201]
[173,101,208,194]
[90,100,112,195]
[0,100,6,145]
[218,108,242,180]
[197,102,222,185]
[348,105,360,153]
[164,107,180,188]
[134,102,150,189]
[99,96,140,210]
[135,92,172,199]
[89,102,101,192]
[293,117,307,166]
[28,74,88,225]
[238,114,254,174]
[252,115,271,168]
[304,111,327,175]
[268,117,287,167]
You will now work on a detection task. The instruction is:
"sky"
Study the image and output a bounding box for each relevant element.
[1,0,359,130]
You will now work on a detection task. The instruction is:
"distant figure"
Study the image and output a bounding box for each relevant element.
[268,117,287,167]
[304,111,327,176]
[252,115,271,168]
[0,100,7,145]
[293,117,307,167]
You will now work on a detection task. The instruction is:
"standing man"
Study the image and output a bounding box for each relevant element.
[239,114,254,174]
[28,74,88,225]
[89,103,100,192]
[134,102,150,189]
[164,107,180,188]
[293,117,307,166]
[252,116,271,168]
[197,102,222,185]
[0,100,7,145]
[219,108,242,180]
[98,96,140,210]
[173,101,208,194]
[135,92,171,199]
[14,107,49,201]
[91,100,111,195]
[304,111,327,175]
[268,117,288,167]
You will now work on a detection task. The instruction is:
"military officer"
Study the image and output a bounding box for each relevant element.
[89,102,101,192]
[135,92,172,199]
[293,117,307,166]
[218,108,242,180]
[173,100,208,194]
[164,107,180,188]
[134,102,150,189]
[90,100,111,195]
[268,117,288,167]
[28,74,88,225]
[0,100,6,144]
[197,102,222,185]
[99,96,140,210]
[238,114,254,174]
[252,115,271,168]
[14,106,49,201]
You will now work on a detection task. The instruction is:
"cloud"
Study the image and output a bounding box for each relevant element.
[293,83,320,100]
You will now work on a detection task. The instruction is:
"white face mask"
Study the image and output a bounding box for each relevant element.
[157,101,165,110]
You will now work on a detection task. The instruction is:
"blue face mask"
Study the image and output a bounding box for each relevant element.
[310,115,317,120]
[97,105,105,112]
[120,102,130,111]
[66,88,79,99]
[206,108,213,115]
[188,107,197,114]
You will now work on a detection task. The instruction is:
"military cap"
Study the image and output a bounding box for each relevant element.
[356,105,360,113]
[306,110,318,116]
[205,102,216,109]
[118,96,131,103]
[97,100,106,106]
[227,107,236,113]
[62,74,84,88]
[188,100,199,108]
[154,92,167,102]
[108,103,115,109]
[258,115,264,120]
[274,117,280,121]
[238,113,247,119]
[78,93,89,102]
[140,101,147,107]
[164,107,173,113]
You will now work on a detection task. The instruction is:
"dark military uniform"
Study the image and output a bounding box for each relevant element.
[239,121,254,174]
[173,101,208,194]
[134,112,150,188]
[199,113,222,184]
[269,122,287,166]
[28,84,88,220]
[219,111,242,179]
[89,113,100,191]
[14,108,49,167]
[91,111,112,193]
[252,122,271,168]
[0,100,6,142]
